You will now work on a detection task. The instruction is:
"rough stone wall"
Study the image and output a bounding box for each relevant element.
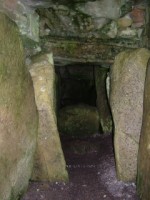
[39,0,145,41]
[29,53,68,182]
[110,48,150,182]
[0,13,38,200]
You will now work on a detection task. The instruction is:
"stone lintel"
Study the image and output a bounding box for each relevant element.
[41,37,140,67]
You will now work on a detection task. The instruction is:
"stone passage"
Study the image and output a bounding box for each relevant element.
[110,48,150,182]
[0,13,38,200]
[56,64,112,136]
[29,53,68,181]
[137,58,150,200]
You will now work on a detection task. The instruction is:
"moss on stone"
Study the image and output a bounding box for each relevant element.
[63,42,78,55]
[120,1,133,17]
[0,13,38,200]
[0,13,29,117]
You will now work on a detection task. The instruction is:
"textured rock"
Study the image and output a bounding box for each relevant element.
[58,104,99,137]
[130,7,145,24]
[0,13,38,200]
[130,7,145,28]
[117,15,133,28]
[76,0,124,20]
[0,0,40,42]
[93,17,109,30]
[29,53,68,181]
[1,0,148,45]
[105,21,118,39]
[110,48,150,182]
[95,67,112,134]
[137,58,150,200]
[38,0,146,42]
[118,27,137,38]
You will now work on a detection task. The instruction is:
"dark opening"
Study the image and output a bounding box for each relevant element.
[55,63,112,139]
[55,63,97,109]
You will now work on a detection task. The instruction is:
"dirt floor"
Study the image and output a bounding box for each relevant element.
[22,134,139,200]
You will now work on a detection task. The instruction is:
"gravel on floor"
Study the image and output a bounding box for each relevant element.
[22,134,139,200]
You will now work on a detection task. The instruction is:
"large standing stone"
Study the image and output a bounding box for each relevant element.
[95,67,112,134]
[137,59,150,200]
[0,13,38,200]
[29,54,68,181]
[110,48,150,182]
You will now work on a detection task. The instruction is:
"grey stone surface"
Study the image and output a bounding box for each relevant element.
[29,53,68,182]
[110,48,150,182]
[0,13,38,200]
[76,0,124,19]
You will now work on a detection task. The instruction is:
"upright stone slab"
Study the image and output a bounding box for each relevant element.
[29,54,68,181]
[95,67,112,134]
[110,48,150,182]
[137,59,150,200]
[0,13,38,200]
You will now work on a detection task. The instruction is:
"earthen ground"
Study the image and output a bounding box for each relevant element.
[22,134,139,200]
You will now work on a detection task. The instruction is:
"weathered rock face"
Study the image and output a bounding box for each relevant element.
[0,0,40,42]
[95,67,112,134]
[29,53,68,181]
[76,0,123,20]
[0,13,38,200]
[1,0,149,68]
[38,0,143,39]
[110,48,150,182]
[58,104,99,137]
[137,59,150,200]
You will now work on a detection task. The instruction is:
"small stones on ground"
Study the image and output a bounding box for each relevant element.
[22,135,139,200]
[67,164,96,169]
[40,195,44,199]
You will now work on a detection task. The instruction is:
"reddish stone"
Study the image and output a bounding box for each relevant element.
[130,7,145,24]
[3,0,17,11]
